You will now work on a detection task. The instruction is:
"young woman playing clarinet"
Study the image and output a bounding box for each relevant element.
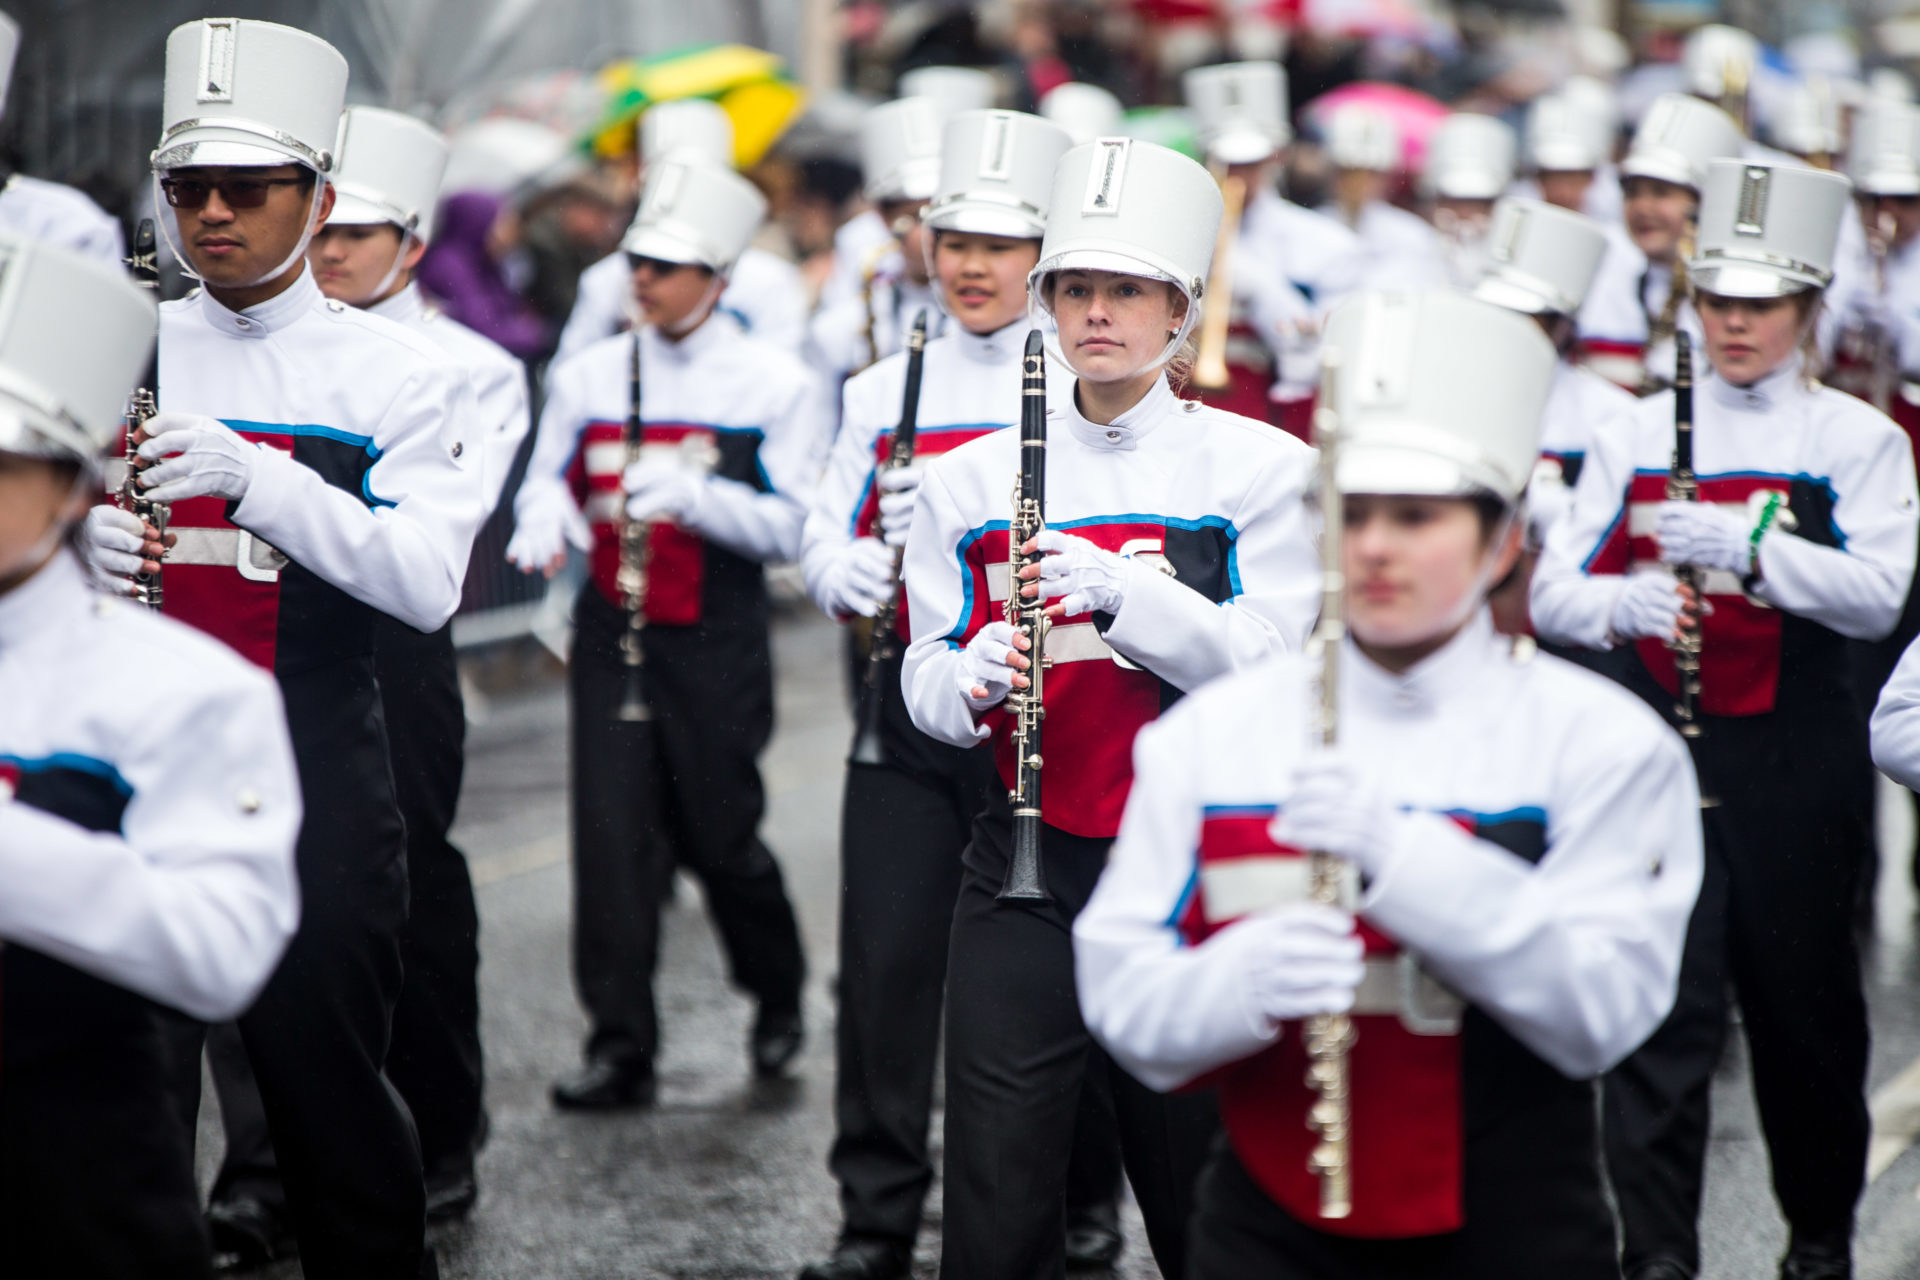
[1075,289,1703,1280]
[898,136,1322,1278]
[1534,159,1920,1280]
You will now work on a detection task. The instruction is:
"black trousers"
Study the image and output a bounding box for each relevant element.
[940,799,1219,1280]
[1605,716,1871,1274]
[209,620,484,1205]
[231,661,426,1279]
[1185,1132,1619,1280]
[570,588,805,1067]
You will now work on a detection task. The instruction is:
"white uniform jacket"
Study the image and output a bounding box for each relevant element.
[0,174,126,264]
[0,552,301,1021]
[517,313,831,626]
[157,267,483,669]
[818,209,897,311]
[806,273,946,392]
[1533,359,1919,717]
[1529,358,1641,538]
[901,374,1321,838]
[1577,228,1701,392]
[1323,199,1448,291]
[1241,188,1367,315]
[372,282,530,519]
[553,245,808,368]
[1829,226,1920,384]
[1073,613,1702,1238]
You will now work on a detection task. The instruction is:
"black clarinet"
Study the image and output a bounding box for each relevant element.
[999,330,1051,902]
[120,220,165,609]
[1667,331,1704,742]
[849,309,929,767]
[615,331,652,722]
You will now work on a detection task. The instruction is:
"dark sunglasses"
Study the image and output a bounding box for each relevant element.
[161,175,308,210]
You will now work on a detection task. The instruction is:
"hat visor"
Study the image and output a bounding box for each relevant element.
[1857,169,1920,196]
[327,191,404,227]
[1619,154,1695,189]
[620,226,718,270]
[1472,275,1556,316]
[1531,144,1598,172]
[1206,129,1282,166]
[0,404,97,466]
[1432,176,1505,201]
[1334,445,1484,498]
[924,200,1045,239]
[1030,248,1179,301]
[1689,262,1822,299]
[154,136,311,172]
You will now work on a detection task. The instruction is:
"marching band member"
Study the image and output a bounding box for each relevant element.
[1420,112,1517,288]
[1075,289,1702,1280]
[197,105,531,1249]
[1534,159,1918,1280]
[554,98,808,366]
[1183,61,1362,437]
[1521,91,1608,218]
[1578,94,1744,393]
[509,158,827,1111]
[899,136,1322,1277]
[1038,80,1124,146]
[1770,80,1843,170]
[0,11,126,264]
[797,106,1123,1280]
[1319,103,1445,289]
[808,98,949,389]
[1830,98,1920,437]
[0,233,301,1277]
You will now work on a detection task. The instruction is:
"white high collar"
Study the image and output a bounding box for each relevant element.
[369,281,427,326]
[195,265,324,340]
[1061,372,1178,452]
[1707,355,1808,413]
[0,549,88,654]
[954,317,1028,366]
[1344,610,1501,718]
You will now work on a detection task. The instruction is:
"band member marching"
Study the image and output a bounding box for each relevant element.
[797,108,1124,1280]
[1420,112,1517,288]
[898,136,1323,1277]
[0,233,302,1277]
[509,158,827,1110]
[1534,159,1920,1280]
[1074,289,1703,1280]
[84,21,484,1278]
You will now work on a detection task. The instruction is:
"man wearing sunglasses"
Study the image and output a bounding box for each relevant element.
[84,20,481,1280]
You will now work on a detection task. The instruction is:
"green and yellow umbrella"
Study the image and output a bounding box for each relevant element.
[588,43,806,167]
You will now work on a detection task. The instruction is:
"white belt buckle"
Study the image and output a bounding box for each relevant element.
[1397,954,1464,1036]
[1110,540,1176,672]
[235,530,287,582]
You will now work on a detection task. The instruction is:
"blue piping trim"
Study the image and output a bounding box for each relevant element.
[1628,466,1846,549]
[0,752,133,797]
[1442,805,1548,828]
[1201,803,1280,819]
[1163,866,1199,947]
[220,419,397,508]
[1581,500,1628,573]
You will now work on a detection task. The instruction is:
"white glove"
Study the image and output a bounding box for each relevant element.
[1213,902,1365,1031]
[505,495,590,574]
[1656,502,1749,574]
[623,460,705,524]
[955,620,1024,711]
[875,463,923,548]
[1525,459,1572,549]
[819,538,897,619]
[136,413,264,504]
[83,505,149,581]
[1609,571,1690,643]
[1032,529,1130,616]
[1268,752,1401,881]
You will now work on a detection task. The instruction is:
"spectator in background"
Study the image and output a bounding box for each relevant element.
[781,155,866,307]
[419,191,551,363]
[518,176,626,343]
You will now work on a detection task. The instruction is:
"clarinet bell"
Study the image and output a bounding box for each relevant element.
[847,714,887,767]
[616,695,653,724]
[996,816,1051,902]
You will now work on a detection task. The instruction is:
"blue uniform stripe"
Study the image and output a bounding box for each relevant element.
[0,752,133,796]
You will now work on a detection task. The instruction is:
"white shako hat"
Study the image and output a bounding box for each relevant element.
[152,19,348,173]
[639,97,734,168]
[860,97,943,203]
[1322,291,1554,502]
[923,110,1074,239]
[1472,197,1609,317]
[329,107,449,233]
[1685,23,1760,102]
[1423,112,1516,199]
[1771,81,1841,159]
[1526,93,1601,173]
[897,66,998,120]
[1564,75,1620,152]
[1039,82,1123,147]
[1027,138,1223,352]
[1183,61,1291,165]
[1325,103,1400,172]
[0,232,158,465]
[0,12,18,116]
[1620,93,1743,191]
[1848,99,1920,196]
[620,159,766,275]
[1688,159,1851,298]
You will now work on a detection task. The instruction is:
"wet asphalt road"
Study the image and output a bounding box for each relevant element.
[202,601,1920,1280]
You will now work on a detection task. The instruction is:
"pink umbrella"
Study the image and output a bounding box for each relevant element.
[1304,81,1452,170]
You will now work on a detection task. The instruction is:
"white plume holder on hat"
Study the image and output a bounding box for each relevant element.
[1027,137,1223,369]
[620,159,767,275]
[1564,76,1620,156]
[897,67,998,120]
[1685,24,1760,102]
[639,98,735,169]
[861,97,944,203]
[1321,291,1554,502]
[330,107,449,232]
[1326,104,1400,172]
[1688,158,1851,299]
[1040,82,1123,147]
[0,232,157,465]
[1472,197,1609,317]
[1526,94,1601,173]
[923,110,1073,239]
[152,19,348,173]
[1849,99,1920,196]
[1621,93,1743,191]
[1423,113,1516,200]
[0,12,18,119]
[1183,61,1291,165]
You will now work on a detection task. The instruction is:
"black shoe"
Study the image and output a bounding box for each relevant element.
[1625,1263,1692,1280]
[751,1005,805,1079]
[1781,1238,1852,1280]
[425,1165,479,1224]
[550,1057,656,1111]
[207,1195,298,1274]
[796,1235,911,1280]
[1064,1198,1123,1269]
